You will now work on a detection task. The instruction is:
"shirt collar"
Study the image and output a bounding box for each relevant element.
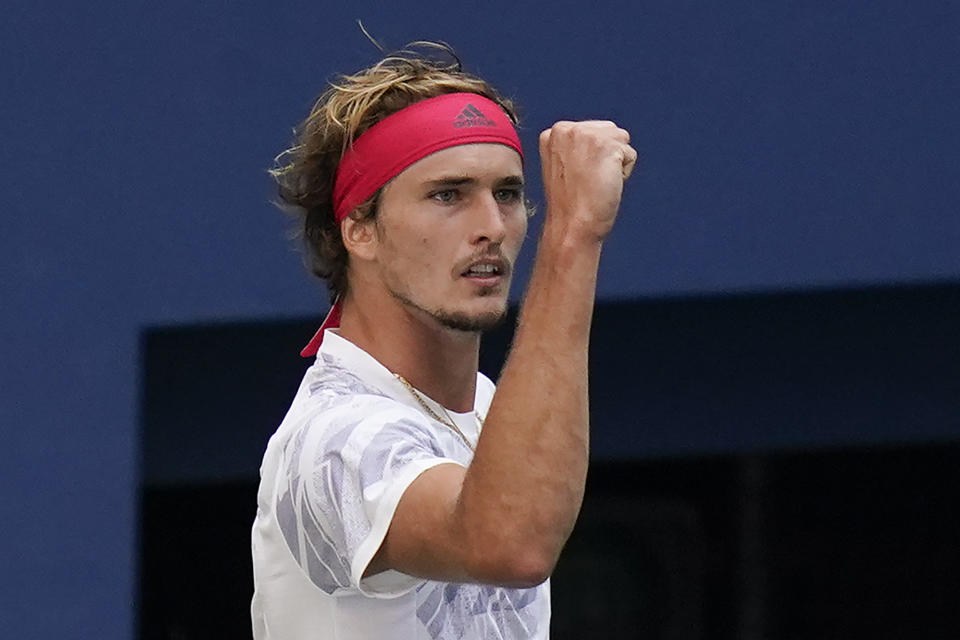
[316,329,402,397]
[315,329,484,438]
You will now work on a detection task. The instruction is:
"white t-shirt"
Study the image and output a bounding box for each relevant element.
[251,330,551,639]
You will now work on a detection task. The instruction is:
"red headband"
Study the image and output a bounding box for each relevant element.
[333,92,523,222]
[302,92,523,357]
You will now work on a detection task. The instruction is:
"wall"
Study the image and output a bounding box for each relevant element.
[2,1,958,637]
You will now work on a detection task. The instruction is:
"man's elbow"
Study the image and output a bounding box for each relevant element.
[467,548,555,589]
[503,555,553,589]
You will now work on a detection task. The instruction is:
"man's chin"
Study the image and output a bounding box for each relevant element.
[432,307,508,333]
[390,288,509,333]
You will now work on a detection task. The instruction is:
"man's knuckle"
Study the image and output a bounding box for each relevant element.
[552,121,576,137]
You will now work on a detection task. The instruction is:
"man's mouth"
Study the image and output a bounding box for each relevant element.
[460,257,509,284]
[462,262,502,277]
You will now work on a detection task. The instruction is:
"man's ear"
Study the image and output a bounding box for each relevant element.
[341,215,378,262]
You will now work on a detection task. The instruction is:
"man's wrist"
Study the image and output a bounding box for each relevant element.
[540,213,607,255]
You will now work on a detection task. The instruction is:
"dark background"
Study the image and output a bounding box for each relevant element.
[139,288,960,639]
[3,1,959,637]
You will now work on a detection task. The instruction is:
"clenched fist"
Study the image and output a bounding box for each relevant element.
[539,121,637,243]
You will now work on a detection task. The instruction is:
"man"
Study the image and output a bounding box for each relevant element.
[251,45,636,639]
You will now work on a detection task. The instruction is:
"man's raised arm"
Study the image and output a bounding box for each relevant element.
[368,120,637,586]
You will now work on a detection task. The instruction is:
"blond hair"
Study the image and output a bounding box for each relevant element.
[270,42,521,302]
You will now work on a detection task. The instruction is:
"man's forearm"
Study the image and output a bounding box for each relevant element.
[454,222,602,585]
[451,120,635,586]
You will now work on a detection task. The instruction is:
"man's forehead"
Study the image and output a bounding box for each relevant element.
[401,143,524,182]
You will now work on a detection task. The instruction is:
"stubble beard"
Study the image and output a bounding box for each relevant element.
[390,287,509,333]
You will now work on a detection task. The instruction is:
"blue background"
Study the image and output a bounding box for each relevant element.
[2,1,958,637]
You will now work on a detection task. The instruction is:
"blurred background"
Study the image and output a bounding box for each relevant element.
[2,1,958,638]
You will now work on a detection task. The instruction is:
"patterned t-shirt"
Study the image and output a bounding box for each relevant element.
[251,330,551,639]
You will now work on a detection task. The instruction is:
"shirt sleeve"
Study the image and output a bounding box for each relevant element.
[274,394,463,598]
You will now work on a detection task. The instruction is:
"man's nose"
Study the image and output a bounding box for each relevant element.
[471,192,507,245]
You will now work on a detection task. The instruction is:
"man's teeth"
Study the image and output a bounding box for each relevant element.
[467,264,498,276]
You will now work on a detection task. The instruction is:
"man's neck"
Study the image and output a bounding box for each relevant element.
[336,292,481,413]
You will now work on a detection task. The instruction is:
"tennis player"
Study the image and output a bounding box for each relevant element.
[251,44,636,639]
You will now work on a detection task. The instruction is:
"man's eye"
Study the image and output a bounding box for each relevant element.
[430,189,457,203]
[495,189,522,203]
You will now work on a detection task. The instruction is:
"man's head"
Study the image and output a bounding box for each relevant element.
[271,43,527,307]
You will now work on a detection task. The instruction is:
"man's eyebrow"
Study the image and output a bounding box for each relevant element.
[423,176,476,188]
[497,175,525,187]
[423,175,525,188]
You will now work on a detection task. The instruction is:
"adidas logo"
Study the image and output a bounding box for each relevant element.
[453,104,496,128]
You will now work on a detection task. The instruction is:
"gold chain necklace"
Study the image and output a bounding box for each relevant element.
[394,374,482,451]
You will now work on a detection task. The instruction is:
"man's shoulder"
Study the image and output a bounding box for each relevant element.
[272,356,442,474]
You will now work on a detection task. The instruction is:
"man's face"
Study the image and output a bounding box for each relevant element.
[369,143,527,333]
